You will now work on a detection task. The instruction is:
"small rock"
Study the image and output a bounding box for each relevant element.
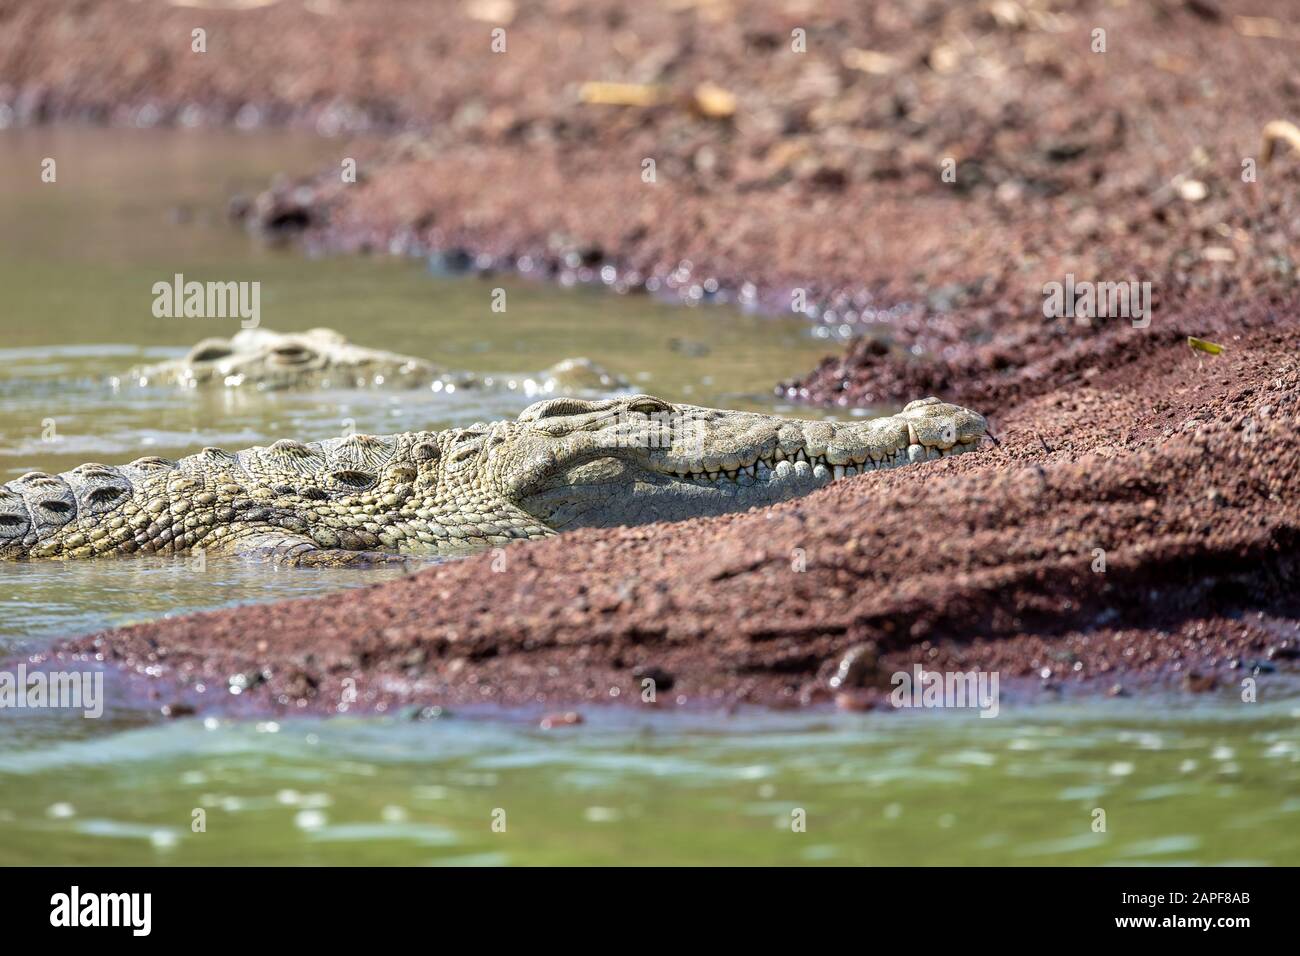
[927,44,960,74]
[692,83,737,120]
[1176,178,1208,202]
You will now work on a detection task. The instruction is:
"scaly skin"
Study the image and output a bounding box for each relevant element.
[0,395,986,564]
[123,327,627,393]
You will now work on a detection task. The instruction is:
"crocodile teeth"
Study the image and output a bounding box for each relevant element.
[666,436,978,487]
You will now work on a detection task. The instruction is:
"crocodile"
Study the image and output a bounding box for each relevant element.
[121,327,627,394]
[0,395,986,564]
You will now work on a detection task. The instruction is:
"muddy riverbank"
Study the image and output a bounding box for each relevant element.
[41,311,1300,715]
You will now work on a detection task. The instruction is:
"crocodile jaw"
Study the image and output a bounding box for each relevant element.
[508,396,986,530]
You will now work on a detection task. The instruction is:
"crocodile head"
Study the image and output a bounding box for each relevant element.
[128,327,435,390]
[455,395,987,532]
[125,327,629,395]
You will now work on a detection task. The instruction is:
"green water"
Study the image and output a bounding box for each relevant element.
[1,129,1297,866]
[4,701,1298,865]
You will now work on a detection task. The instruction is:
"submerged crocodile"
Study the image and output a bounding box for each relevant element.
[122,327,627,394]
[0,395,985,564]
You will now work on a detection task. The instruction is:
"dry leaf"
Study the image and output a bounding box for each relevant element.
[465,0,516,24]
[578,82,664,107]
[1233,15,1291,39]
[842,49,899,75]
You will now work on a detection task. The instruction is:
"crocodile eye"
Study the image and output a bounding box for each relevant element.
[626,397,672,415]
[271,344,315,366]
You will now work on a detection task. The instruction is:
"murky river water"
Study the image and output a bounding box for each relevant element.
[0,129,1296,865]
